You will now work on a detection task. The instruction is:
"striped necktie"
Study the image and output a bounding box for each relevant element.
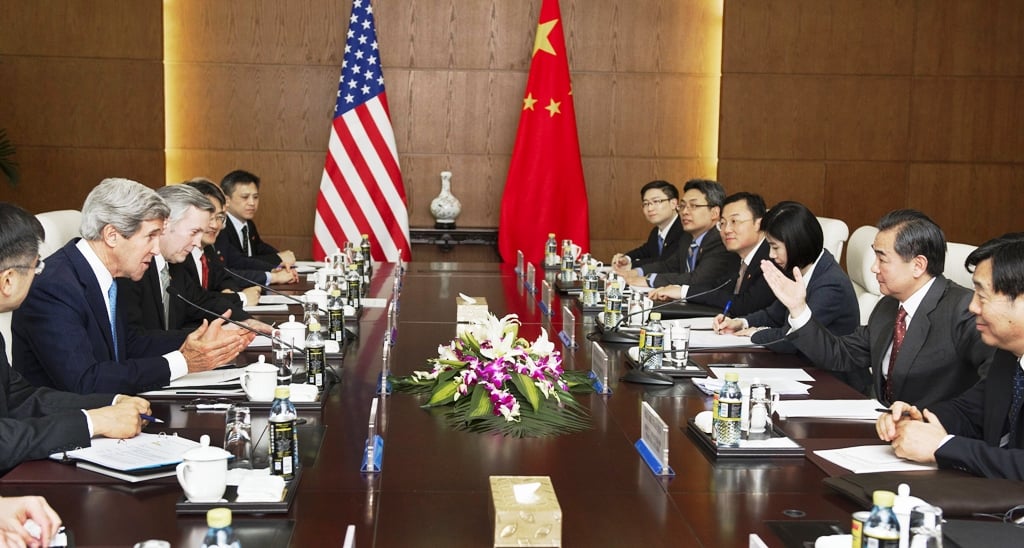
[657,234,664,255]
[241,225,251,257]
[687,242,699,272]
[107,282,119,361]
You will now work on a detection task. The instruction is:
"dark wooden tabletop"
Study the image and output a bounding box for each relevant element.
[0,262,885,547]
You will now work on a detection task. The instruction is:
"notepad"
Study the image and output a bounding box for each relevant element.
[52,433,201,472]
[813,445,937,474]
[774,399,885,420]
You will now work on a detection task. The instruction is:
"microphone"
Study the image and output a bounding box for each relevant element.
[593,277,736,344]
[167,286,301,351]
[223,267,305,306]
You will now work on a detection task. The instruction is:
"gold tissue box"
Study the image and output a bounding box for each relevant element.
[456,296,489,324]
[489,476,562,547]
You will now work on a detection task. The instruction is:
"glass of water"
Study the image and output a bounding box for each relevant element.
[224,405,253,470]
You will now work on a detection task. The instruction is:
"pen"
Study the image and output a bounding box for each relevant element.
[875,408,913,418]
[722,300,733,317]
[139,413,165,424]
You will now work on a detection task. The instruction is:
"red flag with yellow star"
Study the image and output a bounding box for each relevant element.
[498,0,589,266]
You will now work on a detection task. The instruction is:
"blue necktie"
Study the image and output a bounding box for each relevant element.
[1007,367,1024,446]
[657,234,664,255]
[107,282,120,361]
[687,242,699,272]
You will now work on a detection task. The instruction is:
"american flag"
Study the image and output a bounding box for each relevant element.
[313,0,410,262]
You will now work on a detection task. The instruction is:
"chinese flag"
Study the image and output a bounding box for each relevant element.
[498,0,589,266]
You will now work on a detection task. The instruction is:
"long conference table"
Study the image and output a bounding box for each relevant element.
[0,262,883,547]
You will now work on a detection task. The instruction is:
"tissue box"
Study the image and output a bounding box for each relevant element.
[489,476,562,547]
[456,296,489,324]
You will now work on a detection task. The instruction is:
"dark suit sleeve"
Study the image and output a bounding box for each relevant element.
[216,228,278,269]
[651,234,739,288]
[624,228,659,267]
[247,222,282,266]
[934,438,1024,480]
[785,319,875,395]
[750,265,858,354]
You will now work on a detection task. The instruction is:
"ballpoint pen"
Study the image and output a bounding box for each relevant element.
[722,300,733,317]
[139,413,165,424]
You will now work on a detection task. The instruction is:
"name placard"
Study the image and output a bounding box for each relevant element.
[377,339,392,396]
[361,397,384,473]
[635,401,674,477]
[539,280,553,316]
[559,305,576,349]
[516,250,524,276]
[589,341,611,394]
[386,300,397,346]
[525,263,536,293]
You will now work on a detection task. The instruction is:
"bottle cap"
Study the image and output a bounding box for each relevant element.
[361,233,368,238]
[207,507,232,528]
[308,321,321,331]
[548,233,555,238]
[872,490,895,507]
[724,371,739,382]
[650,312,662,321]
[274,386,291,400]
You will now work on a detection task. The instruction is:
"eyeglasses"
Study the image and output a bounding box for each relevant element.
[679,203,712,212]
[6,257,45,275]
[213,214,228,225]
[641,198,672,209]
[717,217,754,231]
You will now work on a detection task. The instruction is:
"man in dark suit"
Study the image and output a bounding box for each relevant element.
[650,192,777,317]
[13,178,252,394]
[620,179,738,289]
[215,169,298,271]
[119,185,271,334]
[610,180,683,269]
[763,209,993,406]
[0,202,150,472]
[878,234,1024,479]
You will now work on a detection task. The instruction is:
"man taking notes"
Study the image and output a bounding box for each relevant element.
[13,178,251,394]
[877,234,1024,479]
[0,202,149,472]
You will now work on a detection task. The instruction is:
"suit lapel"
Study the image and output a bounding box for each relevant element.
[890,279,947,397]
[985,351,1018,445]
[870,296,899,397]
[67,245,119,359]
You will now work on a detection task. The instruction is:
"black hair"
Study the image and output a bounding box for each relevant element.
[877,209,945,277]
[0,202,44,269]
[682,179,726,209]
[722,192,767,220]
[185,179,226,207]
[220,169,260,197]
[639,180,679,201]
[966,232,1024,300]
[761,201,823,271]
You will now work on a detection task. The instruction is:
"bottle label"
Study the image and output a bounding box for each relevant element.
[718,399,742,420]
[306,347,325,388]
[329,309,345,341]
[269,419,296,479]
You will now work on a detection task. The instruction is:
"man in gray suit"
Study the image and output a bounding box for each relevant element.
[761,209,994,407]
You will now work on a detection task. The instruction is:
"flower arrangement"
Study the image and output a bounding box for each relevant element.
[391,313,592,437]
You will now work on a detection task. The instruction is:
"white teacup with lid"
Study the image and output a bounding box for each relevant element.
[240,356,278,401]
[176,434,231,502]
[277,315,305,350]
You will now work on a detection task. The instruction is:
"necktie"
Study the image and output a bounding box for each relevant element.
[200,253,210,289]
[241,225,251,257]
[687,242,699,272]
[1007,367,1024,446]
[107,283,119,361]
[884,306,908,403]
[657,234,664,255]
[160,263,171,329]
[733,262,748,295]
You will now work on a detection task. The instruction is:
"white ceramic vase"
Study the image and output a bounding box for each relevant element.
[430,171,462,228]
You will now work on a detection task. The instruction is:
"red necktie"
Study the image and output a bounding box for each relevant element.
[884,306,907,403]
[200,253,209,289]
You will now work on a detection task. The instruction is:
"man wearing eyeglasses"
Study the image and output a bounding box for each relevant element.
[616,179,738,289]
[650,192,777,316]
[610,180,683,270]
[0,202,155,473]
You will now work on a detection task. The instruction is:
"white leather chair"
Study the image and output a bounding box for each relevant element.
[846,225,882,325]
[817,216,850,264]
[0,311,11,364]
[35,209,82,259]
[944,242,977,290]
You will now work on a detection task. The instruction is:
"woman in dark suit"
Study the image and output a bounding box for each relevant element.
[712,201,859,354]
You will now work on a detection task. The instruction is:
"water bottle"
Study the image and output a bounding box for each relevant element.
[274,348,292,386]
[268,386,298,480]
[544,233,558,266]
[581,266,600,306]
[305,318,325,389]
[715,372,743,447]
[360,233,373,279]
[642,312,664,369]
[627,291,645,327]
[200,508,240,548]
[560,240,575,282]
[327,282,345,343]
[863,490,900,548]
[345,263,362,309]
[604,279,622,327]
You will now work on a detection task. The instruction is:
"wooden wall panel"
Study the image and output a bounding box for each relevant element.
[720,75,829,160]
[914,0,1024,76]
[0,0,161,59]
[909,164,1024,245]
[823,162,908,233]
[716,160,825,212]
[909,78,1024,162]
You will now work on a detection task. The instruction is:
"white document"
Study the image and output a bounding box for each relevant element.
[293,260,325,269]
[689,331,762,349]
[249,335,273,347]
[814,445,937,474]
[243,303,290,313]
[664,317,716,331]
[361,297,388,308]
[259,295,301,305]
[708,367,815,383]
[693,377,811,396]
[774,399,885,420]
[54,433,201,472]
[167,368,243,387]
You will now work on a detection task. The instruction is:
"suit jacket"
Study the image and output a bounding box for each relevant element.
[787,276,994,406]
[202,245,266,292]
[747,250,859,354]
[0,335,111,472]
[12,240,185,394]
[216,218,280,268]
[624,216,683,268]
[686,239,777,316]
[643,228,740,288]
[119,259,249,334]
[932,350,1024,479]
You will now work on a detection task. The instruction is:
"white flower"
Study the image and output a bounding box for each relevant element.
[531,328,555,357]
[473,314,520,360]
[437,342,458,361]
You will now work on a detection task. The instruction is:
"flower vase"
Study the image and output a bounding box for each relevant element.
[430,171,462,229]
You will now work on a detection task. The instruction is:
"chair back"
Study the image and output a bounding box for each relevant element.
[36,210,82,259]
[817,217,850,264]
[846,225,882,325]
[944,242,977,290]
